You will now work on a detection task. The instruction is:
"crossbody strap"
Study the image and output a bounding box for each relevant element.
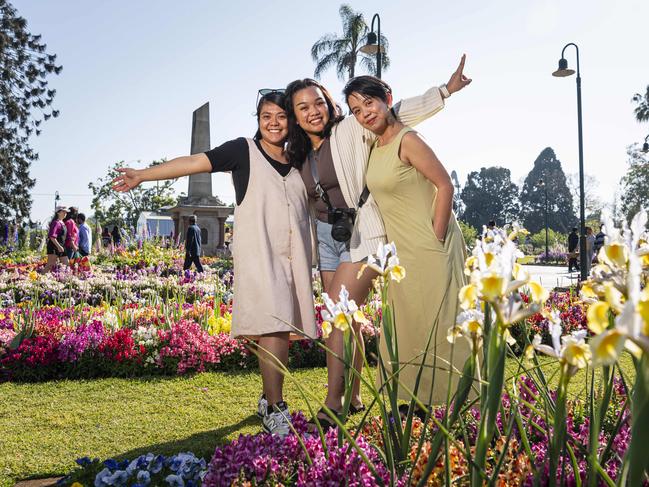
[308,150,369,210]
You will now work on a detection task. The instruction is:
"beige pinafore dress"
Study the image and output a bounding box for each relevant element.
[230,139,317,340]
[366,127,471,404]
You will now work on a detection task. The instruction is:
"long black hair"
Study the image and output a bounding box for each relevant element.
[253,91,287,141]
[284,78,344,168]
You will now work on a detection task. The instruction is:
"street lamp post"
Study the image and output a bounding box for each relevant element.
[359,13,382,79]
[54,191,60,213]
[642,134,649,153]
[538,179,549,261]
[552,43,587,281]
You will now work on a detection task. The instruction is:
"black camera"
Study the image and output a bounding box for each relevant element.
[328,207,356,242]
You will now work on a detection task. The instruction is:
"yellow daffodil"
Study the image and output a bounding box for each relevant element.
[479,273,507,302]
[602,243,629,269]
[528,281,549,304]
[352,309,370,326]
[590,328,626,367]
[636,288,649,336]
[562,336,592,369]
[458,284,479,310]
[604,283,625,314]
[389,263,406,282]
[321,320,332,339]
[587,301,611,334]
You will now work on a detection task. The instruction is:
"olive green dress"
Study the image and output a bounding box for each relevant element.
[366,127,470,404]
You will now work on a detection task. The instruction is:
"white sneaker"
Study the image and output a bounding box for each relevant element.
[257,393,268,418]
[262,401,292,437]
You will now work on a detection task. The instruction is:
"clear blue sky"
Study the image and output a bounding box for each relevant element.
[12,0,649,225]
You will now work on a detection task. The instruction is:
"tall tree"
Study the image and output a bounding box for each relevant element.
[632,85,649,123]
[311,4,390,81]
[89,160,180,230]
[519,147,575,233]
[0,0,62,223]
[460,166,520,229]
[566,172,603,220]
[620,143,649,221]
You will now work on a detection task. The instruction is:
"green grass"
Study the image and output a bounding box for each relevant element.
[0,355,637,486]
[0,368,332,486]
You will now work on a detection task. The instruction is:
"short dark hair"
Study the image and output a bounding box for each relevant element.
[572,227,578,232]
[343,75,393,105]
[284,78,344,168]
[253,91,287,141]
[189,216,197,225]
[77,213,86,223]
[488,220,496,228]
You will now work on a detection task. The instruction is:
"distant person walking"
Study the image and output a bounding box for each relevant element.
[593,224,605,263]
[585,227,595,276]
[184,216,204,273]
[64,207,80,260]
[77,213,92,256]
[45,206,68,271]
[111,225,121,246]
[567,227,579,273]
[101,227,112,247]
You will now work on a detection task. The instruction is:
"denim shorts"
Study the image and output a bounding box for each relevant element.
[315,219,351,271]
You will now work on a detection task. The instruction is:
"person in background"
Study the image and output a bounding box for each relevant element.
[63,206,79,260]
[567,227,579,273]
[184,215,204,273]
[77,213,92,256]
[593,224,605,263]
[101,227,112,247]
[585,226,595,276]
[111,225,121,246]
[45,206,68,271]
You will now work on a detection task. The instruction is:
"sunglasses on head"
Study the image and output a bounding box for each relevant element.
[256,88,285,108]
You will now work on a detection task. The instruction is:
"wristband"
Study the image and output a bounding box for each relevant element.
[440,84,451,99]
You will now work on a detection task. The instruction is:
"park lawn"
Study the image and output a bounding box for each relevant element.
[0,355,636,486]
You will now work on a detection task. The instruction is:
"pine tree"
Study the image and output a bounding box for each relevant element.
[460,166,520,229]
[519,147,575,233]
[0,0,62,223]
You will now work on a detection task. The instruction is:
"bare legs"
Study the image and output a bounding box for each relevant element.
[257,332,290,405]
[321,262,378,414]
[44,254,68,272]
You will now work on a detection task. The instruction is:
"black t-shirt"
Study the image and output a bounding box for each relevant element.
[204,137,291,205]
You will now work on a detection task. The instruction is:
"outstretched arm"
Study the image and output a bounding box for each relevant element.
[112,153,211,192]
[400,132,454,241]
[394,54,472,127]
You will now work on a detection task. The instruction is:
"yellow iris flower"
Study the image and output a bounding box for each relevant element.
[590,329,627,367]
[587,302,610,334]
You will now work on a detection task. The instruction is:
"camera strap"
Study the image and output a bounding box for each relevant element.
[308,149,370,210]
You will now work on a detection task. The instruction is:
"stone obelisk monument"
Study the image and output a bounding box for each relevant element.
[168,103,233,255]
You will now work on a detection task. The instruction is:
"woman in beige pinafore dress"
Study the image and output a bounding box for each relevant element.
[112,91,316,437]
[344,76,471,405]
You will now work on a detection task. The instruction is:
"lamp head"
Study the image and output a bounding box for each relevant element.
[360,31,384,55]
[643,142,649,153]
[552,58,575,77]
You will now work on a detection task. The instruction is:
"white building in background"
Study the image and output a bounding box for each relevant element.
[136,211,174,238]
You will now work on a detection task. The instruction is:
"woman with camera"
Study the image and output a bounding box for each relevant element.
[112,91,317,438]
[284,55,471,429]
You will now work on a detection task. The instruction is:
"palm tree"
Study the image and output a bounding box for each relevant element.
[311,4,390,81]
[632,85,649,122]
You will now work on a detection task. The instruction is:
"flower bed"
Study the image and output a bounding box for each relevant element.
[0,299,380,382]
